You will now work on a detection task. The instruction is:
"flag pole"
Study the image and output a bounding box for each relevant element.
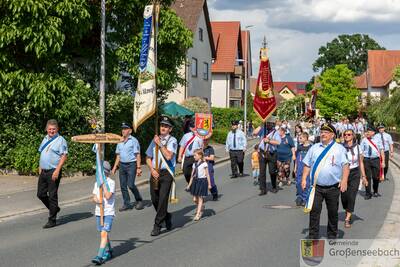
[153,1,160,190]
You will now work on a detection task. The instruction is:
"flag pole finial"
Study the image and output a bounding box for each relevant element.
[262,36,267,49]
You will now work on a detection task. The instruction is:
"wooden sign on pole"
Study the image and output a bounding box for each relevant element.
[72,133,123,225]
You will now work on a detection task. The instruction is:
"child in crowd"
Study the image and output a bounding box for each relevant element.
[251,144,260,186]
[203,138,218,201]
[92,161,115,265]
[294,132,311,206]
[186,149,211,221]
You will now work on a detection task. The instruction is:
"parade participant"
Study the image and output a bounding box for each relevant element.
[277,127,296,187]
[37,119,68,229]
[146,116,178,236]
[186,149,211,221]
[91,161,115,265]
[178,120,203,183]
[294,124,303,148]
[257,120,281,195]
[248,120,254,137]
[252,144,260,186]
[377,124,394,180]
[340,117,354,138]
[360,126,385,199]
[226,120,247,178]
[341,129,367,228]
[282,120,291,135]
[354,118,364,144]
[301,123,349,239]
[294,132,311,206]
[203,138,218,201]
[111,122,144,211]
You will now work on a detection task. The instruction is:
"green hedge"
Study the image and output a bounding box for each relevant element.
[211,107,243,129]
[212,128,229,144]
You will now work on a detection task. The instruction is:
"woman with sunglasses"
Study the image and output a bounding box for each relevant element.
[341,129,368,228]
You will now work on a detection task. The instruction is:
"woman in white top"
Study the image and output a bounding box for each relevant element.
[341,129,367,228]
[186,149,211,221]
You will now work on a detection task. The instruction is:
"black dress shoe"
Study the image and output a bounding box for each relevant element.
[271,188,278,193]
[165,214,172,230]
[56,207,61,214]
[373,192,382,197]
[43,221,56,229]
[365,194,372,200]
[135,201,144,210]
[230,174,238,179]
[119,205,132,212]
[259,190,267,196]
[151,226,161,236]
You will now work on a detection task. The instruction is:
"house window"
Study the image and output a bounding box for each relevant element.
[203,62,208,80]
[230,100,241,108]
[234,76,241,89]
[191,58,197,77]
[199,28,203,41]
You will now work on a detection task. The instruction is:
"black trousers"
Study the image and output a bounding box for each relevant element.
[183,156,195,183]
[150,170,173,227]
[259,151,278,191]
[364,158,380,196]
[229,150,244,176]
[341,168,360,213]
[309,184,340,239]
[384,151,389,178]
[37,169,61,222]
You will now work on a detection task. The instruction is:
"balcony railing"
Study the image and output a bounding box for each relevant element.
[230,89,243,98]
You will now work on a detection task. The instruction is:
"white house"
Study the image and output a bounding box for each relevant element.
[166,0,216,105]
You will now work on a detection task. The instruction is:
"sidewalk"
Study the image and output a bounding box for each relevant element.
[0,139,259,220]
[358,145,400,266]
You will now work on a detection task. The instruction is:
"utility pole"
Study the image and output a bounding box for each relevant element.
[99,0,106,133]
[243,26,254,136]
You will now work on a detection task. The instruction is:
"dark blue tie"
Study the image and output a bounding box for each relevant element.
[233,132,237,148]
[188,133,194,151]
[368,139,372,157]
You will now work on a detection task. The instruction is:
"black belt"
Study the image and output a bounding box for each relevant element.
[316,183,339,189]
[185,156,194,158]
[41,168,55,173]
[121,161,137,164]
[364,157,379,160]
[230,150,243,152]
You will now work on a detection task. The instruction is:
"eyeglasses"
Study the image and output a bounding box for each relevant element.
[344,133,353,137]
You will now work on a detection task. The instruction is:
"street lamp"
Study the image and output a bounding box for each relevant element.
[239,25,254,136]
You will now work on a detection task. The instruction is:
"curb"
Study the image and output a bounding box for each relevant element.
[0,154,235,221]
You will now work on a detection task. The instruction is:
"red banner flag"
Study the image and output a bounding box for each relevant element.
[253,48,276,122]
[306,89,317,118]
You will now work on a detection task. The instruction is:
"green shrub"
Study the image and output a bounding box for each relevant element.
[212,128,229,144]
[211,107,243,129]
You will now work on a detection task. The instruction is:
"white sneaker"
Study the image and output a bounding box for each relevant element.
[278,181,283,187]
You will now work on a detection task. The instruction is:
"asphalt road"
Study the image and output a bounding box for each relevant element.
[0,154,395,267]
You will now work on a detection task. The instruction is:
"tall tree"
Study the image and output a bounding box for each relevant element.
[317,64,360,118]
[313,34,385,75]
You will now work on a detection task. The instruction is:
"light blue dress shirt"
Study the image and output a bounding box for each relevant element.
[258,129,281,153]
[360,135,384,158]
[146,135,177,169]
[225,129,247,151]
[39,135,68,170]
[179,132,203,157]
[377,132,393,152]
[116,135,140,163]
[303,141,349,186]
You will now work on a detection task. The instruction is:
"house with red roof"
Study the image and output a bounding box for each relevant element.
[166,0,216,105]
[250,79,307,105]
[210,22,252,108]
[355,50,400,105]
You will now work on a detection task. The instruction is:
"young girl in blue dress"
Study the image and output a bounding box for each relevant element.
[186,149,211,221]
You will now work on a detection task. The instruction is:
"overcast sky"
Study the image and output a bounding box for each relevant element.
[208,0,400,81]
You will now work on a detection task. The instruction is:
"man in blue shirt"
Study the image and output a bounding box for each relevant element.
[146,116,178,236]
[37,119,68,229]
[301,123,349,239]
[360,126,385,199]
[178,120,203,183]
[111,122,144,211]
[226,120,247,178]
[377,124,393,180]
[255,120,281,195]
